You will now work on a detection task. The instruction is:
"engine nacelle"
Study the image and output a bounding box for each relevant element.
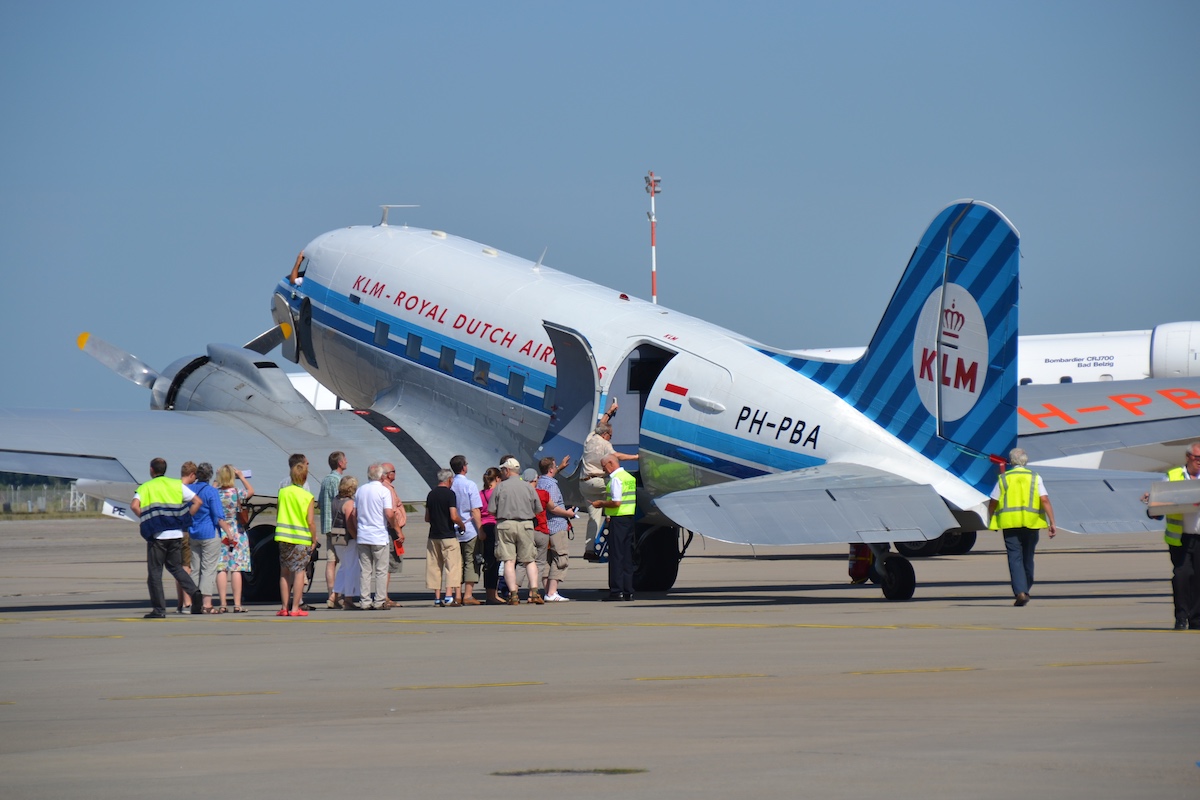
[149,344,329,436]
[1149,321,1200,379]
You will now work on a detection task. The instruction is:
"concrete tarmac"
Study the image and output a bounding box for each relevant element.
[0,517,1196,799]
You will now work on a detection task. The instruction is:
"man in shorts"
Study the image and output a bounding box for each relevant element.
[487,457,543,604]
[425,469,464,607]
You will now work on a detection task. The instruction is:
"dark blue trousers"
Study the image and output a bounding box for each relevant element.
[606,515,634,596]
[147,537,199,614]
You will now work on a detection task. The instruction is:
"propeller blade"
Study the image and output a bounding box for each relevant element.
[242,322,293,355]
[76,332,159,389]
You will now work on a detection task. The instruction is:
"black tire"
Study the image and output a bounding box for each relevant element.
[879,555,916,601]
[939,530,978,555]
[243,524,280,603]
[895,534,945,558]
[633,524,681,592]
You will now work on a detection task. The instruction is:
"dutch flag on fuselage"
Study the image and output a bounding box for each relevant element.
[658,383,688,412]
[762,201,1020,495]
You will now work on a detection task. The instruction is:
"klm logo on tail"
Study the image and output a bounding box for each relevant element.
[913,287,989,422]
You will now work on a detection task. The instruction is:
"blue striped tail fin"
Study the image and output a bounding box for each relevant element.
[763,200,1020,494]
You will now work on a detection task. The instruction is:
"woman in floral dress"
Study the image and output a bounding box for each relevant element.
[215,464,254,612]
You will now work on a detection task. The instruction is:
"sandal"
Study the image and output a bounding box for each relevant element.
[217,606,229,614]
[233,607,246,613]
[202,607,218,614]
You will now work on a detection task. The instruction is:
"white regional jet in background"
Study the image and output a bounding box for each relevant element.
[791,324,1200,386]
[3,199,1199,600]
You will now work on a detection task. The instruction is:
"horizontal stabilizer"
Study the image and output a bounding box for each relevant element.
[1036,466,1163,533]
[653,463,959,547]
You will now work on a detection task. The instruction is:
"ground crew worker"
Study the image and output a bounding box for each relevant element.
[275,454,317,617]
[131,457,204,618]
[1147,441,1200,629]
[592,453,637,601]
[988,448,1056,607]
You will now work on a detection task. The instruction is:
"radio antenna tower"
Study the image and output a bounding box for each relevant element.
[644,171,661,304]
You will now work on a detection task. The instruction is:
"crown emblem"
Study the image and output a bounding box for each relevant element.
[942,300,965,333]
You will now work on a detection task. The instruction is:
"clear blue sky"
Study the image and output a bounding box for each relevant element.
[2,1,1197,411]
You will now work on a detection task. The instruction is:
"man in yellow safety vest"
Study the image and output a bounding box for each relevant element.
[988,448,1056,607]
[1152,442,1200,630]
[592,454,637,601]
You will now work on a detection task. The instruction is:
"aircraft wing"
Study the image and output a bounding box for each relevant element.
[651,463,960,547]
[652,462,1167,545]
[0,407,434,503]
[1035,466,1162,534]
[1018,378,1200,464]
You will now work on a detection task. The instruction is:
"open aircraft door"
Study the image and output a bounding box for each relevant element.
[538,322,603,477]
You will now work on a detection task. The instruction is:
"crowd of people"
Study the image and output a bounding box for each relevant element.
[131,431,1200,629]
[132,445,618,617]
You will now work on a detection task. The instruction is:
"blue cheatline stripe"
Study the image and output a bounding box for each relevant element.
[286,280,556,414]
[640,434,771,481]
[641,410,825,476]
[658,398,682,412]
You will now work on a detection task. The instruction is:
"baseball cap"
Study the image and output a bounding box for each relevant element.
[501,457,520,471]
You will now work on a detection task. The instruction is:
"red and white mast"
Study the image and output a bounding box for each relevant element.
[645,171,662,304]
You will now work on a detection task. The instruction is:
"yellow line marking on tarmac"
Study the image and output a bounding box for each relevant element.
[850,667,979,675]
[35,635,123,639]
[634,673,769,682]
[329,630,429,636]
[392,681,545,691]
[108,691,280,701]
[1046,660,1156,668]
[0,701,15,705]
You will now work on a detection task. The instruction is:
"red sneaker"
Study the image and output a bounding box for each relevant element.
[289,609,309,617]
[275,609,289,617]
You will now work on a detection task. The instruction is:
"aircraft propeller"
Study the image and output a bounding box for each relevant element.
[76,323,293,391]
[76,332,159,389]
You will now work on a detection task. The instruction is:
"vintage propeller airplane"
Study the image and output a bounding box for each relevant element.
[4,199,1198,599]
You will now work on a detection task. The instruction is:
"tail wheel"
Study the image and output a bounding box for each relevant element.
[879,555,916,601]
[939,530,978,555]
[243,525,280,603]
[633,524,681,592]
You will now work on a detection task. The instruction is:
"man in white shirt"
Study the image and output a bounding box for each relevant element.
[351,462,395,610]
[579,401,637,561]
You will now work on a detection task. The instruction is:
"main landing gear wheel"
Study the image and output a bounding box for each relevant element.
[633,524,681,593]
[939,530,978,555]
[879,555,916,601]
[894,535,945,558]
[243,524,281,603]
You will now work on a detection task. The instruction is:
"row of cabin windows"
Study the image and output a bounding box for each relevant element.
[374,321,554,409]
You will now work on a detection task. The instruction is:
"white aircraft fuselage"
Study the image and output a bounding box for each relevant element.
[273,213,1006,534]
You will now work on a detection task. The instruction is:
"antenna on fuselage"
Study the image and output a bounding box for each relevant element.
[378,204,419,227]
[533,246,548,272]
[644,171,661,304]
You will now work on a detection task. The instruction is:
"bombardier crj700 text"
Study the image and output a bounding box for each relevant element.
[5,200,1198,600]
